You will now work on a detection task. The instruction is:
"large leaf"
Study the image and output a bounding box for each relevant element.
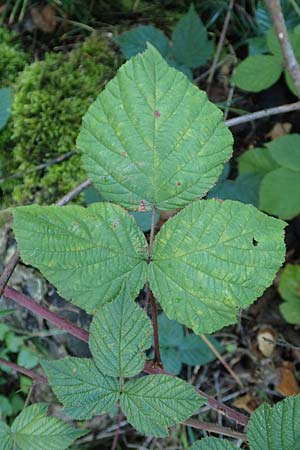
[172,5,213,68]
[278,264,300,324]
[259,168,300,219]
[120,374,205,437]
[89,285,153,377]
[0,87,12,131]
[265,134,300,170]
[149,199,286,334]
[248,396,300,450]
[189,437,237,449]
[238,148,279,175]
[115,25,170,59]
[9,403,85,450]
[232,55,282,92]
[13,203,148,312]
[77,45,233,211]
[42,358,119,420]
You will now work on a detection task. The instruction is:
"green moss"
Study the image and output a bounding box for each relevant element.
[0,27,28,86]
[2,34,116,205]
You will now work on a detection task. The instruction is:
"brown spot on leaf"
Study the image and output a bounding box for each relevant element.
[138,200,146,212]
[113,220,119,229]
[177,181,182,187]
[154,110,161,118]
[121,151,127,157]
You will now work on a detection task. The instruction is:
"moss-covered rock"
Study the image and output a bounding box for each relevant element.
[2,34,116,205]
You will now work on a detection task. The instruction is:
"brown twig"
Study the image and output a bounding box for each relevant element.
[0,357,47,384]
[184,418,247,441]
[0,151,77,184]
[207,0,235,92]
[225,100,300,127]
[4,286,89,343]
[200,334,243,387]
[0,249,20,297]
[111,408,124,450]
[265,0,300,98]
[55,178,92,206]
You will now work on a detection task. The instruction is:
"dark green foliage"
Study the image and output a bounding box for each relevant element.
[1,34,116,205]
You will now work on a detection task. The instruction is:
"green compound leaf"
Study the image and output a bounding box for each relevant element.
[9,403,85,450]
[89,285,153,377]
[77,45,233,211]
[238,148,279,175]
[278,264,300,324]
[120,375,205,437]
[260,167,300,219]
[13,203,148,313]
[189,436,237,449]
[265,134,300,170]
[172,5,213,68]
[42,358,119,420]
[232,55,282,92]
[248,396,300,450]
[149,199,286,334]
[115,25,170,59]
[0,422,13,450]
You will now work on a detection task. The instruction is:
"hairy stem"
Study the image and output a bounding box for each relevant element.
[0,249,20,297]
[265,0,300,98]
[0,357,47,384]
[184,418,247,440]
[4,286,89,343]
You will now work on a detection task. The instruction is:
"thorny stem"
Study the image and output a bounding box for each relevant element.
[0,358,47,384]
[111,408,124,450]
[4,286,89,343]
[147,206,162,366]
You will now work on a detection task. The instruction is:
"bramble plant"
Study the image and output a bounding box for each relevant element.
[1,44,295,448]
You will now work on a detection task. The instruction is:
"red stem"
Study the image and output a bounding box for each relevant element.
[0,250,20,297]
[4,286,89,343]
[111,408,124,450]
[0,358,47,384]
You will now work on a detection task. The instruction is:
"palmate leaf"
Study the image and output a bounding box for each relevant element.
[12,203,148,312]
[42,358,119,420]
[89,285,153,377]
[248,396,300,450]
[189,437,237,449]
[5,403,86,450]
[120,375,205,437]
[77,45,233,211]
[149,199,286,334]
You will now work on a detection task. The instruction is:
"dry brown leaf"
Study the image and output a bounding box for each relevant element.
[257,327,276,357]
[266,122,292,140]
[276,362,299,397]
[233,394,259,414]
[31,4,56,33]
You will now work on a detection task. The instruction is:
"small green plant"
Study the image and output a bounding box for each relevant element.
[233,26,300,94]
[115,4,213,79]
[238,133,300,219]
[2,45,294,448]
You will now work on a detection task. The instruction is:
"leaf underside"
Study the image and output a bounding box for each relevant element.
[120,374,205,437]
[89,285,153,377]
[42,358,119,420]
[12,203,148,313]
[77,45,233,211]
[149,199,286,334]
